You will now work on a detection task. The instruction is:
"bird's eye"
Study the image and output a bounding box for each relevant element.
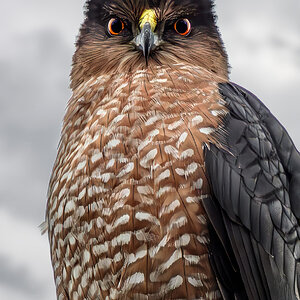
[108,18,125,35]
[174,18,191,36]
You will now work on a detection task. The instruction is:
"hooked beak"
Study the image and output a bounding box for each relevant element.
[138,22,155,63]
[134,9,158,64]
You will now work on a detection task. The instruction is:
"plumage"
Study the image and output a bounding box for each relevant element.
[45,0,300,299]
[205,83,300,300]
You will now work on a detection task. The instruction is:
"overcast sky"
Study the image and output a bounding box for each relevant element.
[0,1,299,299]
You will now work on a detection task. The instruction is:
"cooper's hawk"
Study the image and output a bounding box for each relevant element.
[45,0,300,299]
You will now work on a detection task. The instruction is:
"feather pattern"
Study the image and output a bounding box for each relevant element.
[47,63,228,299]
[204,83,300,300]
[46,1,300,299]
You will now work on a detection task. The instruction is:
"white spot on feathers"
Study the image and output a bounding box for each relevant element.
[72,265,82,280]
[159,275,183,294]
[155,169,170,184]
[188,276,203,287]
[107,139,121,149]
[135,212,160,226]
[117,162,134,178]
[111,232,131,247]
[191,115,204,126]
[174,234,190,248]
[91,151,103,163]
[176,132,188,148]
[168,120,183,130]
[76,160,86,172]
[159,199,180,217]
[122,272,145,291]
[140,149,158,168]
[113,214,130,228]
[180,149,194,159]
[193,178,203,190]
[199,127,215,135]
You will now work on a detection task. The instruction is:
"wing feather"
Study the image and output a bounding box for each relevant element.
[204,82,300,300]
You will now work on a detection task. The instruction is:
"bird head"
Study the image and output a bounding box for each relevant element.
[71,0,228,88]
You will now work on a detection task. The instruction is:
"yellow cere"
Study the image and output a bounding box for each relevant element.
[139,9,157,32]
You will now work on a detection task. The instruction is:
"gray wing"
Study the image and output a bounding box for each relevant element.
[204,82,300,300]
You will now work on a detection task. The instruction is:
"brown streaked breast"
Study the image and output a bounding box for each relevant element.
[47,63,228,300]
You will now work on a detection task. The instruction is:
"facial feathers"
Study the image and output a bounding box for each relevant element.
[71,0,228,89]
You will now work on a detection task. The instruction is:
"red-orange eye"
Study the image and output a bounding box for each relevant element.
[108,18,125,35]
[174,18,191,36]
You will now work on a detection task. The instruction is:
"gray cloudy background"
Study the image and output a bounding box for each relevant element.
[0,0,299,299]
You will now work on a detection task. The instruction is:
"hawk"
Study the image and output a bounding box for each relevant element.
[45,0,300,299]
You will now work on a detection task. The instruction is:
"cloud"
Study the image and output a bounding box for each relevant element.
[0,28,73,222]
[0,255,42,295]
[0,209,55,300]
[216,0,300,147]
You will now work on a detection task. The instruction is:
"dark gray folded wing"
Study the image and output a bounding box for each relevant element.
[204,82,300,300]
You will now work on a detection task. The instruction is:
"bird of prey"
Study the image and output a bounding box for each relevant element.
[45,0,300,299]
